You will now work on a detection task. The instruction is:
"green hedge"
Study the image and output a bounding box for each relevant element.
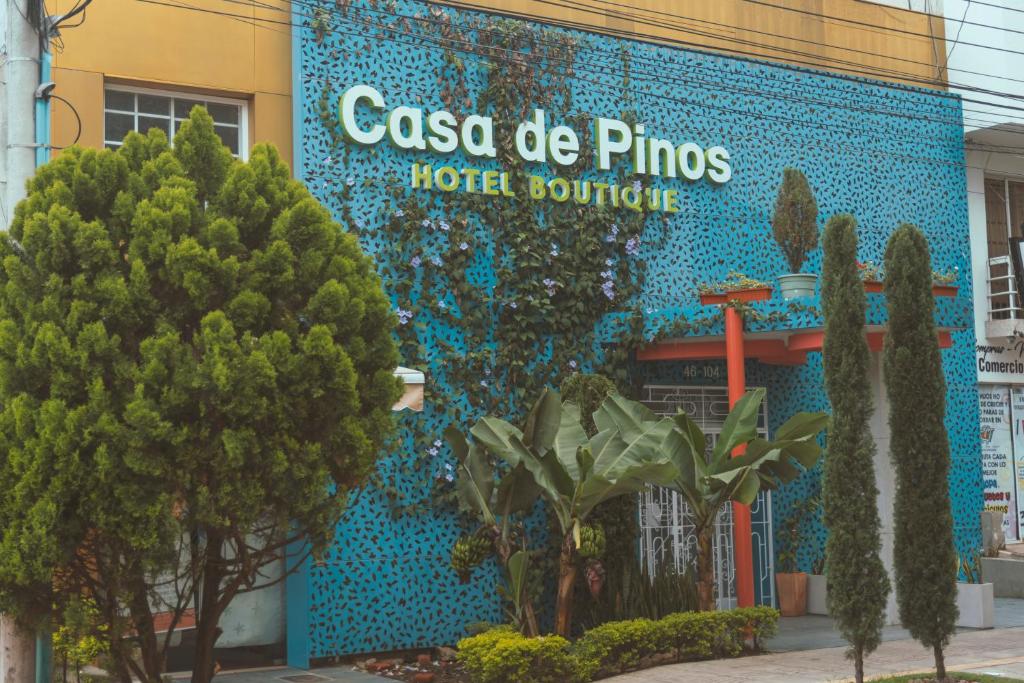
[457,606,779,682]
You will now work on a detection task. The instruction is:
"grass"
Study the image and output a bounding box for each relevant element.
[868,674,1024,683]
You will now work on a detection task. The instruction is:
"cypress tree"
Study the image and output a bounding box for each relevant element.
[821,215,890,683]
[772,168,819,273]
[883,223,958,681]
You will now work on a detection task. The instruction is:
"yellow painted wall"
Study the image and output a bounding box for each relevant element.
[49,0,292,167]
[49,0,946,169]
[439,0,947,89]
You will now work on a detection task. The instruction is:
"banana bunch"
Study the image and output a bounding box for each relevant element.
[450,533,492,582]
[578,523,606,559]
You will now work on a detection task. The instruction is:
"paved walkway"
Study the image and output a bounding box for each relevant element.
[184,598,1024,682]
[607,598,1024,682]
[608,626,1024,682]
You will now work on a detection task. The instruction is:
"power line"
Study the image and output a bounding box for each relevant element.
[439,0,1024,109]
[564,0,1024,88]
[734,0,1024,51]
[138,0,1024,156]
[226,0,1024,122]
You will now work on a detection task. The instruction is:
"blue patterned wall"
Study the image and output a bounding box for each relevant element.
[289,0,981,662]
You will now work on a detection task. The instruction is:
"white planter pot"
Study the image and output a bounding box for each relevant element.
[807,574,828,615]
[778,273,817,299]
[956,582,994,629]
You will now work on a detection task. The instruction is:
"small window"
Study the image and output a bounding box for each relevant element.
[103,86,247,158]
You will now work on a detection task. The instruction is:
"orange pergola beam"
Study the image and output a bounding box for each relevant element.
[724,307,756,609]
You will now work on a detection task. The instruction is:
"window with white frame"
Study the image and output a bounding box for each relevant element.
[985,177,1024,320]
[103,86,248,158]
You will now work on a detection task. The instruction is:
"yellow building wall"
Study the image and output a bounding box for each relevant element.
[49,0,292,167]
[49,0,946,169]
[439,0,947,89]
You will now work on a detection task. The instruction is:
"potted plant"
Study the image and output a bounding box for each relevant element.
[932,268,959,297]
[697,271,773,306]
[776,495,820,616]
[772,168,819,299]
[806,555,827,615]
[955,550,994,629]
[858,261,884,293]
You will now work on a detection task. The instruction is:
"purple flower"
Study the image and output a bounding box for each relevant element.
[480,380,488,387]
[428,447,439,456]
[410,255,422,268]
[322,155,332,164]
[600,270,612,279]
[395,208,405,217]
[543,277,556,296]
[438,300,447,310]
[430,255,443,267]
[610,223,620,236]
[605,258,614,266]
[569,360,578,369]
[434,440,443,448]
[439,221,451,231]
[632,180,642,192]
[346,176,355,187]
[509,301,518,309]
[459,241,469,251]
[601,281,615,300]
[550,245,560,257]
[396,307,413,324]
[625,237,641,256]
[421,219,432,229]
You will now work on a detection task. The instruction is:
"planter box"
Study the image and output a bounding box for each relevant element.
[981,556,1024,598]
[807,574,828,615]
[932,284,958,297]
[956,582,994,629]
[863,280,884,293]
[699,287,773,306]
[776,572,808,617]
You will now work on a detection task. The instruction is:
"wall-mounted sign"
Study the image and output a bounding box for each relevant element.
[976,341,1024,383]
[979,386,1019,541]
[337,84,732,213]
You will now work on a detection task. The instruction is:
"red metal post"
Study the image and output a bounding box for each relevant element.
[724,305,756,608]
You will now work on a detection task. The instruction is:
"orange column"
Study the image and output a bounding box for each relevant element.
[724,306,756,608]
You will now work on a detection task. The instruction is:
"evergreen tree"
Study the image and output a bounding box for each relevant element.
[0,109,401,683]
[772,168,819,273]
[821,215,890,683]
[883,223,958,681]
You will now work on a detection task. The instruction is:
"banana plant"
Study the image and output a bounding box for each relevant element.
[657,388,828,610]
[445,424,543,636]
[469,388,679,637]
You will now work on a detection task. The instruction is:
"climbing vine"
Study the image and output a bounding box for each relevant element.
[315,14,669,515]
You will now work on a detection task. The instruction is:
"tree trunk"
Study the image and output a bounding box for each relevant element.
[553,535,577,638]
[934,644,947,682]
[696,528,716,611]
[854,647,864,683]
[128,576,165,682]
[191,536,225,683]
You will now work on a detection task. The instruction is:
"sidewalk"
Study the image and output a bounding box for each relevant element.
[607,599,1024,683]
[607,626,1024,682]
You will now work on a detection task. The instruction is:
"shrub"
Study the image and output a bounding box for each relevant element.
[570,618,662,679]
[458,607,780,682]
[658,610,724,660]
[458,627,580,683]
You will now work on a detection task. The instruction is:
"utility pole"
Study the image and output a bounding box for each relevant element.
[0,0,39,680]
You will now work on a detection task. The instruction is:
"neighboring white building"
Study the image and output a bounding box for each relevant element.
[867,0,1024,541]
[929,0,1024,542]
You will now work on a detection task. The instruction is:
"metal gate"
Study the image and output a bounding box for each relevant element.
[638,385,776,609]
